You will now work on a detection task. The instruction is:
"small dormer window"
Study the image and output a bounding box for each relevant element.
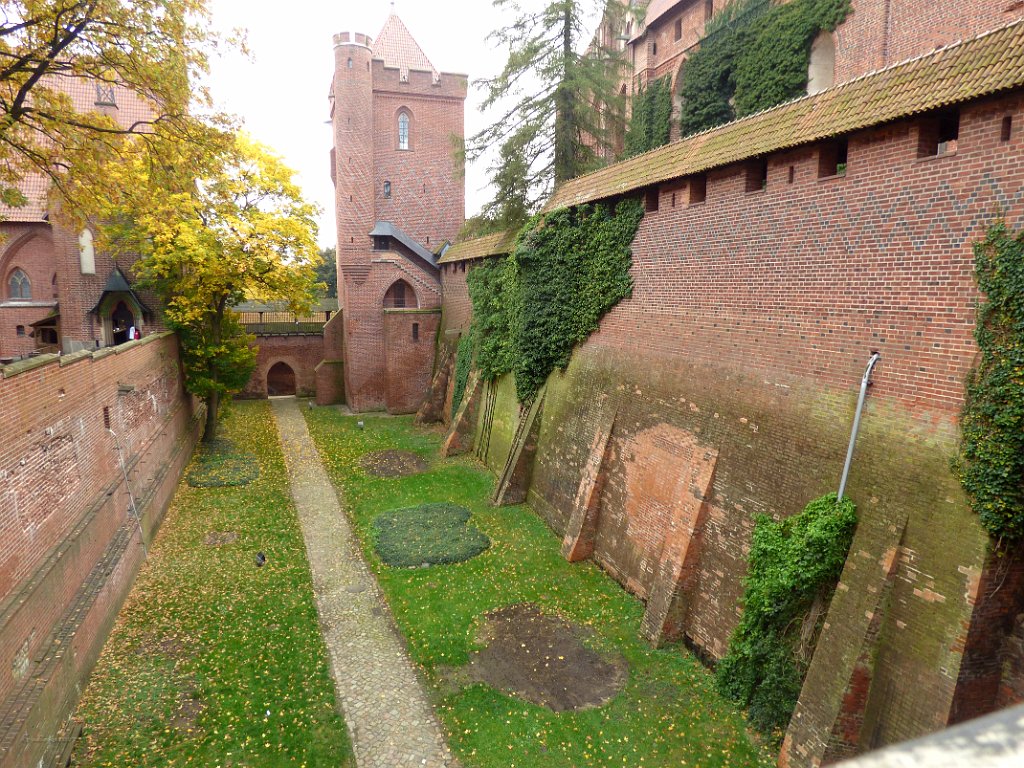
[95,83,116,107]
[398,112,410,150]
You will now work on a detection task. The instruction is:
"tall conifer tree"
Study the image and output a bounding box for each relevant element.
[468,0,629,223]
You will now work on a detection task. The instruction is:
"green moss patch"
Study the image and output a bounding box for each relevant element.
[186,438,259,488]
[373,503,490,568]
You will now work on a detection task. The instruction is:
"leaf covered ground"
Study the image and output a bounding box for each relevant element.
[304,408,774,768]
[73,401,353,767]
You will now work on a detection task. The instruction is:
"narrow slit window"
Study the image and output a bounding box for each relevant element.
[746,159,768,192]
[674,19,682,41]
[645,187,660,212]
[1001,115,1013,142]
[689,174,707,204]
[412,322,419,341]
[383,180,392,198]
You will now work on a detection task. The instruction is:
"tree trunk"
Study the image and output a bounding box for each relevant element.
[204,389,220,442]
[554,3,576,183]
[201,303,226,443]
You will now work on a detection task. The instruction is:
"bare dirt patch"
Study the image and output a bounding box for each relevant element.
[204,531,239,547]
[466,603,628,711]
[360,449,429,477]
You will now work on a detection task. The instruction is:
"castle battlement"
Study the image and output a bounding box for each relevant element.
[333,31,372,48]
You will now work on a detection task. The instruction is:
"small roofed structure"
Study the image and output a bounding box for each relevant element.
[437,230,516,266]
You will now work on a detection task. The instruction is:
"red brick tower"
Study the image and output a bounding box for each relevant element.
[329,15,467,412]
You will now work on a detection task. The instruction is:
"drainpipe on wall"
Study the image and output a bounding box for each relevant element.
[109,428,148,559]
[837,352,881,502]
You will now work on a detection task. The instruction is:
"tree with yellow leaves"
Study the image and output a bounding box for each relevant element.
[0,0,229,217]
[100,133,321,440]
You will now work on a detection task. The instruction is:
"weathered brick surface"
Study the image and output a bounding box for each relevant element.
[448,89,1024,762]
[835,0,1023,84]
[0,334,200,768]
[383,308,441,414]
[331,22,463,413]
[240,334,322,398]
[439,262,472,337]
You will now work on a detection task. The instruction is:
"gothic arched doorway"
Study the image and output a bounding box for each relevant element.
[267,362,296,396]
[110,301,135,345]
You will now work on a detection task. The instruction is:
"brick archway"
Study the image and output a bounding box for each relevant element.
[267,361,297,396]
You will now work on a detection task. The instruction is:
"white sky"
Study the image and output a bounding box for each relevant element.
[205,0,514,250]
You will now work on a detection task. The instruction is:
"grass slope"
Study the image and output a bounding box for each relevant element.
[305,408,773,768]
[73,401,353,768]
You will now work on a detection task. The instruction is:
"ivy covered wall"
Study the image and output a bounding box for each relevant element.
[678,0,851,137]
[624,77,673,157]
[462,199,645,404]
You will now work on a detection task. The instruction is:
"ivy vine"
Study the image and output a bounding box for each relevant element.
[954,222,1024,543]
[464,198,644,404]
[451,329,474,419]
[624,76,673,158]
[716,493,857,736]
[678,0,851,137]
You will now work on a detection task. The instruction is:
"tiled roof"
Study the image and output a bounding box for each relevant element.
[437,231,516,264]
[369,220,440,272]
[548,18,1024,211]
[372,14,438,80]
[0,75,157,222]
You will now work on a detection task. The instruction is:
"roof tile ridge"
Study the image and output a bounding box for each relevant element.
[561,17,1024,182]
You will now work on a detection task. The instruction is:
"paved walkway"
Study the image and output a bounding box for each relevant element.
[271,398,458,768]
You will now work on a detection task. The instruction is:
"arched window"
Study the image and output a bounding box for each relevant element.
[383,279,417,309]
[398,112,410,150]
[8,269,31,300]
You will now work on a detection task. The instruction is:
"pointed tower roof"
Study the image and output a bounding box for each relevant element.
[372,14,438,81]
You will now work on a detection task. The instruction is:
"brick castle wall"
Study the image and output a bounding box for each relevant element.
[371,62,466,248]
[0,334,200,768]
[439,262,472,337]
[0,225,58,359]
[835,0,1024,83]
[449,90,1024,763]
[383,309,442,413]
[240,335,323,399]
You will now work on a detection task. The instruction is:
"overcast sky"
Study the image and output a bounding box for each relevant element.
[205,0,526,250]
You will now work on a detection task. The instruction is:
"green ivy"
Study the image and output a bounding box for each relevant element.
[451,329,474,419]
[679,0,850,137]
[624,76,673,158]
[716,493,857,736]
[465,199,644,404]
[954,223,1024,543]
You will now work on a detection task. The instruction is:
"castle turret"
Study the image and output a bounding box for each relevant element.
[332,32,375,282]
[326,16,466,413]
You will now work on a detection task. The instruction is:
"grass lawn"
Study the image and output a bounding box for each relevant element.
[73,401,353,768]
[305,408,774,768]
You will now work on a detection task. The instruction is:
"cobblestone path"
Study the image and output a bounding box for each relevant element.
[271,398,458,768]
